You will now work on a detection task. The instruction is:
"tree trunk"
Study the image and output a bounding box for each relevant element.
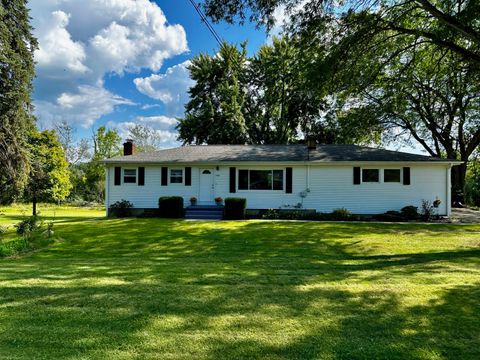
[451,162,467,205]
[32,191,37,216]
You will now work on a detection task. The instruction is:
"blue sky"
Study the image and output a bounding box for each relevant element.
[29,0,274,147]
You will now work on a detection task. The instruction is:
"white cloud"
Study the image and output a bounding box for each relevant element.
[136,115,179,129]
[134,60,194,116]
[36,85,134,128]
[30,0,188,127]
[34,10,89,74]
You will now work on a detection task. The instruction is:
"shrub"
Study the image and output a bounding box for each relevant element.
[329,208,352,221]
[224,198,247,220]
[158,196,184,218]
[14,216,41,238]
[109,199,133,218]
[400,205,419,220]
[421,199,435,221]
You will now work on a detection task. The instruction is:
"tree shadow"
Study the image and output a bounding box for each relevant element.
[0,219,479,358]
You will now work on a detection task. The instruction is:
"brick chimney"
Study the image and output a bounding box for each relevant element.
[123,139,136,156]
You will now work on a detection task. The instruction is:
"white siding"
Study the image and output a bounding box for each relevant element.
[106,163,450,215]
[303,164,448,214]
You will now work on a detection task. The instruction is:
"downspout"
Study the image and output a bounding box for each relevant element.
[446,165,452,216]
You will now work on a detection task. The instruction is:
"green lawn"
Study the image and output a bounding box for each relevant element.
[0,206,479,359]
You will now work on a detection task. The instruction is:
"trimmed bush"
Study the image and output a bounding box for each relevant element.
[109,199,133,218]
[158,196,184,218]
[224,198,247,220]
[400,205,419,220]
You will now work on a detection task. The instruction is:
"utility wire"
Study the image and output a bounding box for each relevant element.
[187,0,223,46]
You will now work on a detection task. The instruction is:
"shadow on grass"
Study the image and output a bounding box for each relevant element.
[0,219,479,358]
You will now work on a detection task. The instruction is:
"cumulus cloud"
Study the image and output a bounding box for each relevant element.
[134,61,194,117]
[30,0,188,127]
[36,86,134,128]
[136,115,179,129]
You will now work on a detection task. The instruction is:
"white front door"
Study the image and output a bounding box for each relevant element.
[199,168,214,202]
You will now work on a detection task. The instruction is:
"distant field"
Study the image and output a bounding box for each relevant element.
[0,206,479,359]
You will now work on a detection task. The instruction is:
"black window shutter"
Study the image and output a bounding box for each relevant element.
[138,167,145,186]
[229,167,236,193]
[185,167,192,186]
[353,167,361,185]
[286,167,293,193]
[161,167,168,186]
[114,167,121,186]
[403,167,411,185]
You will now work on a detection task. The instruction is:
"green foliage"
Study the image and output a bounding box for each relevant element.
[14,216,41,237]
[70,126,121,203]
[223,197,247,220]
[26,130,72,211]
[465,161,480,206]
[158,196,184,218]
[178,43,248,144]
[109,200,134,218]
[401,206,419,220]
[0,0,38,204]
[1,208,480,357]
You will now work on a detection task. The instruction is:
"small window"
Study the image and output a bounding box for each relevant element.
[170,169,183,183]
[202,170,211,174]
[362,169,379,182]
[384,169,401,183]
[123,169,137,183]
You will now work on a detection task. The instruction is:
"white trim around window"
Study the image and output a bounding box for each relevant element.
[237,169,285,191]
[169,168,184,184]
[123,168,137,184]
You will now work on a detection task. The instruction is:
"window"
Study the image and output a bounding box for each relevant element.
[202,170,211,174]
[238,169,283,190]
[384,169,401,183]
[123,168,137,184]
[362,169,379,182]
[170,169,183,183]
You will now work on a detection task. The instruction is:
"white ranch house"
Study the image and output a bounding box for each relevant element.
[101,141,462,217]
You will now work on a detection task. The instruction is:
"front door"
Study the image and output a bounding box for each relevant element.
[199,168,214,202]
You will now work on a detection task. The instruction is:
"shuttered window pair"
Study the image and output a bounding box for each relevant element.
[161,167,191,186]
[114,166,144,186]
[114,166,192,186]
[353,167,410,185]
[229,167,293,193]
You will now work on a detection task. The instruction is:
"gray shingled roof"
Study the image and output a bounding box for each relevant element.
[100,144,456,164]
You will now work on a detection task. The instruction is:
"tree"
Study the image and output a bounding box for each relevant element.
[55,120,90,164]
[126,123,163,153]
[202,0,480,67]
[81,126,122,202]
[26,130,72,215]
[177,43,248,144]
[0,0,38,204]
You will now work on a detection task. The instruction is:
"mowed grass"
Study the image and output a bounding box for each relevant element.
[0,206,479,359]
